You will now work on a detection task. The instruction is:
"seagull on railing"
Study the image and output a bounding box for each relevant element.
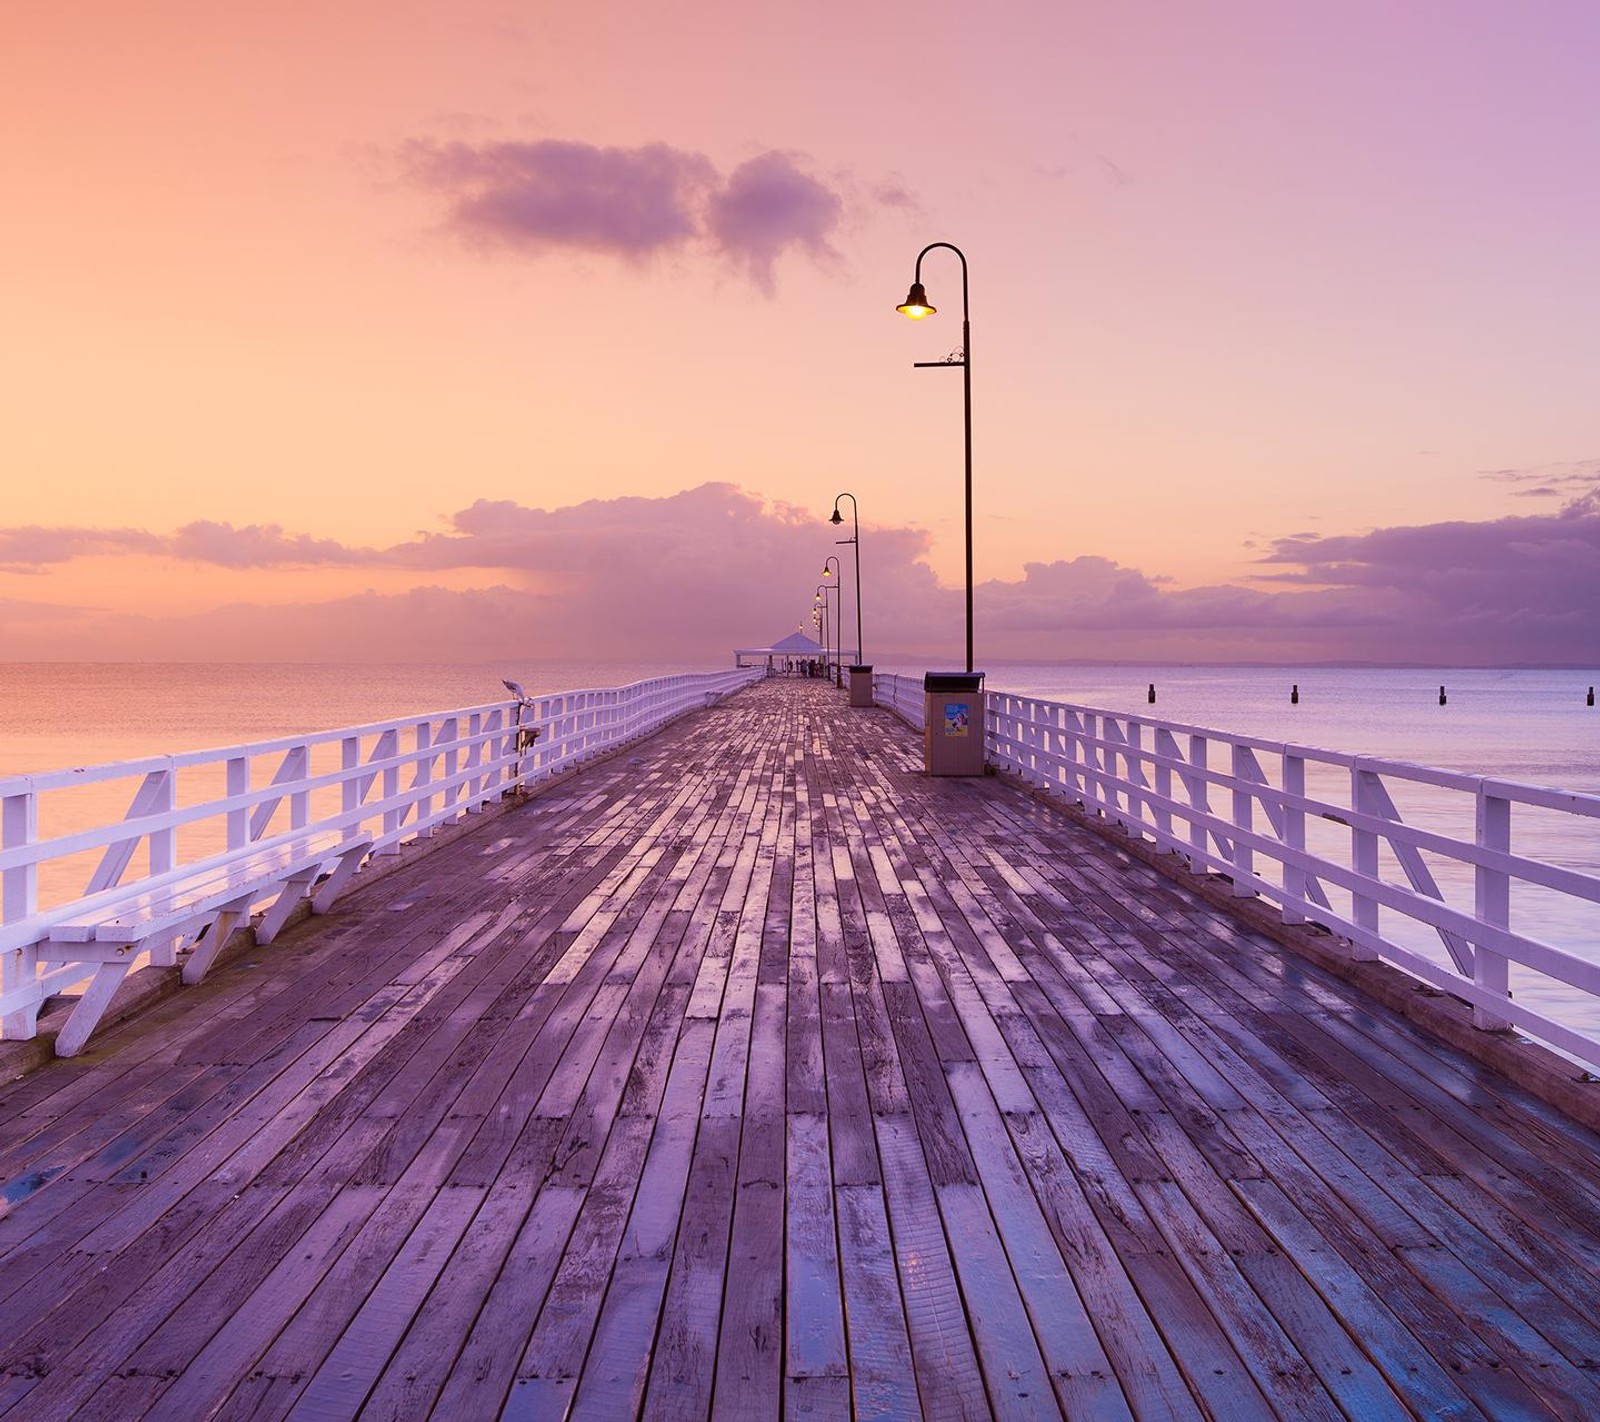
[502,678,530,703]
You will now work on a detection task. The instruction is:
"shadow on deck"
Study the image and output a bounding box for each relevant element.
[2,678,1599,1420]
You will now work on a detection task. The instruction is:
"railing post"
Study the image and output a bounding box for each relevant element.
[1153,728,1176,850]
[416,721,434,836]
[1,788,38,924]
[227,755,250,852]
[289,746,310,833]
[484,709,504,792]
[1230,743,1255,897]
[1349,767,1381,960]
[381,729,402,853]
[1089,713,1110,816]
[464,713,484,810]
[1059,707,1081,802]
[1187,734,1209,871]
[1282,753,1306,924]
[2,787,40,1038]
[147,768,177,881]
[341,736,361,841]
[438,717,460,818]
[1474,788,1513,1030]
[1127,722,1145,837]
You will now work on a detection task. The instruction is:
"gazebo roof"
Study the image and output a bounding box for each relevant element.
[733,630,823,658]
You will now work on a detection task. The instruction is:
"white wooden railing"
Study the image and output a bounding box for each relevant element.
[0,667,761,1040]
[972,688,1600,1073]
[872,672,927,728]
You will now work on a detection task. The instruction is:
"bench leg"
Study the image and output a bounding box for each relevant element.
[147,930,182,969]
[312,843,369,914]
[3,1000,43,1041]
[55,961,131,1057]
[256,871,316,945]
[182,898,252,986]
[3,945,43,1040]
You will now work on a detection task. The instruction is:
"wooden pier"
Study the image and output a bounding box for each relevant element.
[2,678,1599,1420]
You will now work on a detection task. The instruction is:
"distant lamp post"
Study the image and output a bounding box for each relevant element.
[828,493,864,669]
[897,242,974,675]
[814,585,837,682]
[821,555,845,688]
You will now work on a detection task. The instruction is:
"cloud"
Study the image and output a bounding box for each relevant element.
[404,139,714,261]
[706,152,842,293]
[0,526,162,572]
[1255,504,1600,662]
[168,521,369,567]
[403,137,864,290]
[1480,460,1600,498]
[0,521,373,572]
[3,487,1598,665]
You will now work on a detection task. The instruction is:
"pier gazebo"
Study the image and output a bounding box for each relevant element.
[732,627,823,671]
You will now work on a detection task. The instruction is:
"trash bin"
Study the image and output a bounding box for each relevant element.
[848,664,874,708]
[923,671,986,776]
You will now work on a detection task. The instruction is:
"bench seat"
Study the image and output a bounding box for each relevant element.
[37,829,373,1056]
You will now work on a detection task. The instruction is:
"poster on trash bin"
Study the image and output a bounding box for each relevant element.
[943,702,970,736]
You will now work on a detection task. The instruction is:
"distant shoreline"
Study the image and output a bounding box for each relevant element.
[2,657,1595,672]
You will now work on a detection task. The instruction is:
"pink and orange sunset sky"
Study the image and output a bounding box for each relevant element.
[3,1,1598,665]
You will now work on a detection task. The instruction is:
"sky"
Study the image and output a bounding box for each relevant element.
[3,0,1599,666]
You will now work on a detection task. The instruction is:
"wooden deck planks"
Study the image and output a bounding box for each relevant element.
[0,679,1599,1419]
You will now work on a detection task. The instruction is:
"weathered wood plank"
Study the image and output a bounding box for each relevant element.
[784,1111,847,1390]
[711,980,787,1420]
[875,1111,992,1422]
[835,1183,920,1421]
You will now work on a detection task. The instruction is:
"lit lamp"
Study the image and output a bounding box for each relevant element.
[828,493,863,668]
[897,243,974,675]
[898,242,984,775]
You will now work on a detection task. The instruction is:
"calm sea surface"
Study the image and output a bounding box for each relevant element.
[4,661,1596,787]
[4,660,1599,1049]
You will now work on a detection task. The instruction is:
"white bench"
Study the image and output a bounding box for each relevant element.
[37,828,373,1056]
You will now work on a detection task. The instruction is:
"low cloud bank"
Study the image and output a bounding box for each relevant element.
[2,484,1597,664]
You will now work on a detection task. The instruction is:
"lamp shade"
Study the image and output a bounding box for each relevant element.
[896,282,935,319]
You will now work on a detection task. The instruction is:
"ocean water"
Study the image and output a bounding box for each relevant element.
[0,660,729,778]
[4,659,1599,1051]
[877,660,1600,791]
[4,660,1596,787]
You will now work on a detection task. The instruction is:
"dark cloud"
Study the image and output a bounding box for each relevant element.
[1255,506,1600,662]
[403,137,861,290]
[979,558,1389,637]
[705,152,842,293]
[405,139,714,261]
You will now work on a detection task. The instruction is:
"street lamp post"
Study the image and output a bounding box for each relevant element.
[828,493,863,668]
[814,585,837,683]
[897,243,974,675]
[821,555,845,688]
